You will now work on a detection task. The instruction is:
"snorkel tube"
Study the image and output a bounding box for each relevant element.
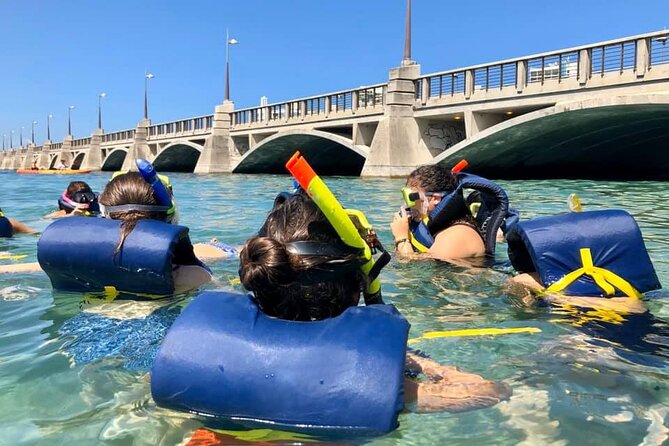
[286,151,389,305]
[135,159,177,223]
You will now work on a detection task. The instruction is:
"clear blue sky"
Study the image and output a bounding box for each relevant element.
[1,0,667,144]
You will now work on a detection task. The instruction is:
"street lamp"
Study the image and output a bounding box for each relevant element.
[144,72,154,120]
[98,92,107,129]
[403,0,412,62]
[67,105,75,136]
[224,29,239,102]
[31,121,38,144]
[10,130,13,148]
[20,127,24,147]
[47,114,53,141]
[2,134,5,151]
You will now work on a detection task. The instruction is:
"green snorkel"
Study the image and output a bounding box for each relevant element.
[286,151,390,305]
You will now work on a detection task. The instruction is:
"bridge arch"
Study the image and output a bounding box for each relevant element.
[153,142,202,172]
[233,130,367,175]
[433,94,669,180]
[71,152,85,170]
[102,148,128,171]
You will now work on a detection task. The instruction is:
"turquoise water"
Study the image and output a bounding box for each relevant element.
[1,171,668,445]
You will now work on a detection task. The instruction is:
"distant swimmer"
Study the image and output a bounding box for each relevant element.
[44,181,100,218]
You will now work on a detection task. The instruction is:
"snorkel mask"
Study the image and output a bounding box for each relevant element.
[286,152,390,305]
[103,160,178,223]
[58,188,100,215]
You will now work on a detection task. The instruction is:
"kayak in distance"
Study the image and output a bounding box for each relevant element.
[16,168,93,175]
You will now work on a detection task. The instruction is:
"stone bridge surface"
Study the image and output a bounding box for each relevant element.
[2,30,668,179]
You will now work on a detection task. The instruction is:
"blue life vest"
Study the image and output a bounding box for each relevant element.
[37,217,203,296]
[507,209,661,297]
[151,291,409,435]
[0,209,12,238]
[410,172,516,255]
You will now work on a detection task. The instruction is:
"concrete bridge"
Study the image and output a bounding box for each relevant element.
[2,30,669,179]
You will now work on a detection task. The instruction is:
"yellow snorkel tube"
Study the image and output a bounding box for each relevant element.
[286,151,390,305]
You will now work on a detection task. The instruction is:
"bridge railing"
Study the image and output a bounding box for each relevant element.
[231,84,385,127]
[51,142,63,150]
[72,137,91,148]
[417,31,669,103]
[148,114,214,138]
[102,129,135,143]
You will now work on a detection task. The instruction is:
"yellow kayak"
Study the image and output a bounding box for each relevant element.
[16,168,93,175]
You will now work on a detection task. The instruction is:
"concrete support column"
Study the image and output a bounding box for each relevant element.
[361,62,432,177]
[578,49,591,85]
[464,111,505,138]
[81,129,103,171]
[352,91,359,114]
[37,142,51,169]
[11,150,20,170]
[421,78,429,105]
[20,144,35,169]
[60,136,73,167]
[464,69,474,99]
[300,100,307,119]
[194,101,234,173]
[325,96,331,118]
[121,120,151,171]
[516,61,527,93]
[635,38,649,77]
[263,106,270,123]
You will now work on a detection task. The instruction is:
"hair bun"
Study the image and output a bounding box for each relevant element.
[239,237,295,291]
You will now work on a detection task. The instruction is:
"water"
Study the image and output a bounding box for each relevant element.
[1,171,668,445]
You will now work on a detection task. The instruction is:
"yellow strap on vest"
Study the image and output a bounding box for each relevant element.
[545,248,642,299]
[408,232,429,253]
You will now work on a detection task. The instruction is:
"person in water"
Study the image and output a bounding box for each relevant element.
[239,191,510,412]
[1,172,212,294]
[44,181,100,218]
[0,207,36,236]
[391,164,485,261]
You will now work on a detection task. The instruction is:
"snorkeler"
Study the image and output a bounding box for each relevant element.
[391,164,512,262]
[44,181,100,218]
[238,190,510,411]
[0,207,36,237]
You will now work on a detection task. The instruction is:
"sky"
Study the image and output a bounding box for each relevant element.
[1,0,668,145]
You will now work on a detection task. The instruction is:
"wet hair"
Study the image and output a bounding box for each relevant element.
[239,192,366,321]
[99,172,167,253]
[66,181,92,197]
[406,164,458,193]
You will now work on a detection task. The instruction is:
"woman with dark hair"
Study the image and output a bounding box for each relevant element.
[239,191,509,412]
[391,164,486,261]
[45,180,99,218]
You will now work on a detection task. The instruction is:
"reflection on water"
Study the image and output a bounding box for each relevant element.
[0,172,668,445]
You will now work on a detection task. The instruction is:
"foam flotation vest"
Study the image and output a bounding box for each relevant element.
[409,173,516,255]
[507,209,661,297]
[37,217,204,296]
[0,208,13,238]
[151,291,409,435]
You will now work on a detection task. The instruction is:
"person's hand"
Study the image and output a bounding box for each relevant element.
[70,204,88,216]
[391,207,410,241]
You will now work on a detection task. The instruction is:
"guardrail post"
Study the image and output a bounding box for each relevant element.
[352,91,358,114]
[300,100,307,119]
[325,96,331,118]
[421,78,429,104]
[515,60,527,93]
[578,49,591,85]
[464,69,474,99]
[635,38,649,77]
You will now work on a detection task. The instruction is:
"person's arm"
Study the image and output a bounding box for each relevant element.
[0,262,42,274]
[428,225,486,261]
[404,352,510,413]
[391,208,417,259]
[172,265,213,293]
[8,218,37,234]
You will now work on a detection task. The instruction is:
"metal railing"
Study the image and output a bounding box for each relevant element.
[148,114,213,137]
[232,84,385,127]
[72,137,91,148]
[102,129,135,143]
[418,30,669,100]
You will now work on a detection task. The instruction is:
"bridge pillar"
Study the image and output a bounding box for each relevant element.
[194,101,234,173]
[361,62,432,177]
[37,142,50,169]
[121,120,151,171]
[55,136,74,168]
[81,129,103,171]
[20,144,35,169]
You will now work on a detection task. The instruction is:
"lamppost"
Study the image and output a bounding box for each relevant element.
[2,134,5,151]
[20,127,24,147]
[403,0,412,62]
[47,114,53,141]
[224,29,239,102]
[31,121,38,144]
[98,92,107,129]
[144,72,154,120]
[67,105,75,136]
[10,130,13,148]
